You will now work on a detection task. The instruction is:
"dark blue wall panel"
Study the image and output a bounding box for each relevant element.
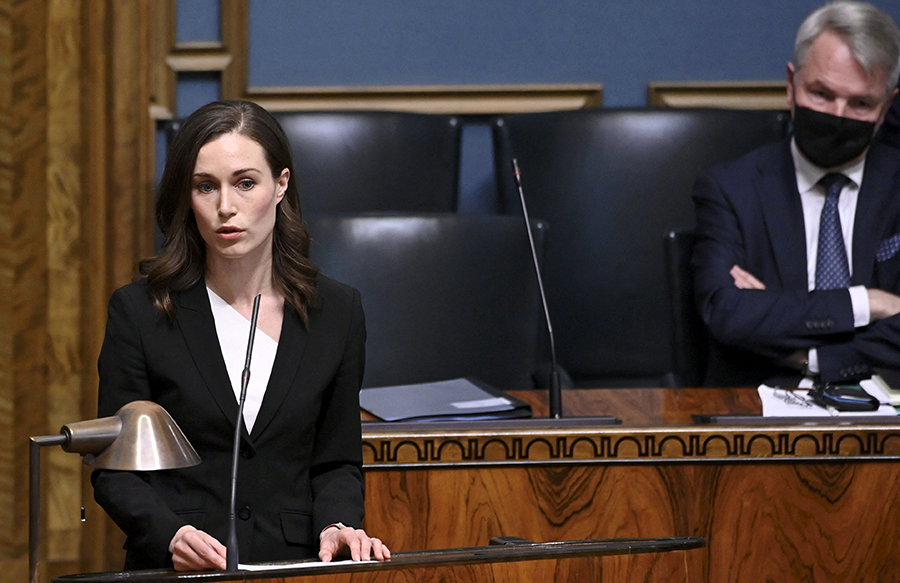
[245,0,900,107]
[177,0,220,43]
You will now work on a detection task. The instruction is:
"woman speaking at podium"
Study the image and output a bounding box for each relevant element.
[92,100,389,571]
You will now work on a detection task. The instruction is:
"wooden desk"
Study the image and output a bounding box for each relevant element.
[54,537,705,583]
[360,388,900,583]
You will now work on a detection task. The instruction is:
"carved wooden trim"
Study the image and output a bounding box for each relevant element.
[362,424,900,468]
[149,0,175,120]
[647,81,788,109]
[220,0,247,102]
[244,84,604,114]
[166,51,232,73]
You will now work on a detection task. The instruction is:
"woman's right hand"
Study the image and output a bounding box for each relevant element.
[169,525,228,571]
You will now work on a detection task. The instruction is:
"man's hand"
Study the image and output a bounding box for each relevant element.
[730,265,766,290]
[868,288,900,321]
[775,348,809,372]
[319,524,391,563]
[169,525,227,571]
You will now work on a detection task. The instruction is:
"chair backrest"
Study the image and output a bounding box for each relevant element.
[307,214,546,391]
[273,111,461,214]
[493,107,790,386]
[665,230,707,387]
[876,84,900,150]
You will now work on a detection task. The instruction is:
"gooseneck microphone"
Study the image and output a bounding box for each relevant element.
[226,294,261,571]
[511,158,563,419]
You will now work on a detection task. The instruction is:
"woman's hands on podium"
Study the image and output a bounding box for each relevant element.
[169,525,227,571]
[166,522,391,570]
[319,523,391,562]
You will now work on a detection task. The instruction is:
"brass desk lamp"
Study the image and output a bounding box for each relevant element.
[29,401,200,583]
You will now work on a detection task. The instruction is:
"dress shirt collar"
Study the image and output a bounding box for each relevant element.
[790,137,865,195]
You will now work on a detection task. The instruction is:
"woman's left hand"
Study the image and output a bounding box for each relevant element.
[318,524,391,562]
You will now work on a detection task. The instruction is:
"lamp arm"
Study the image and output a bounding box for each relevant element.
[30,434,68,583]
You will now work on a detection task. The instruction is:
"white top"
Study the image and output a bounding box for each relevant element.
[207,287,278,433]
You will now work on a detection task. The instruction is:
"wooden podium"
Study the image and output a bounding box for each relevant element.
[53,537,705,583]
[359,388,900,582]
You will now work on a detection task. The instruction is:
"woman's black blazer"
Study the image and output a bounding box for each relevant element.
[92,275,366,569]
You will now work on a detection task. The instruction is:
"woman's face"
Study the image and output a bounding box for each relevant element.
[190,132,289,266]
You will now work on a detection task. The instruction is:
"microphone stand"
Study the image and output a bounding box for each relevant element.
[226,294,261,571]
[511,158,563,419]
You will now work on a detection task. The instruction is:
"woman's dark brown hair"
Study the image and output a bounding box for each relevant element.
[140,100,318,323]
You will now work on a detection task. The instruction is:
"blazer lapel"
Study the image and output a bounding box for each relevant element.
[852,144,900,285]
[174,281,245,436]
[250,302,309,439]
[756,141,809,290]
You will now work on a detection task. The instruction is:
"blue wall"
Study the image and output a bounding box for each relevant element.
[244,0,900,107]
[175,0,900,209]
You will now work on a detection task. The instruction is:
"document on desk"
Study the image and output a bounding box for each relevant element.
[240,559,375,571]
[864,374,900,406]
[359,377,532,421]
[758,385,898,417]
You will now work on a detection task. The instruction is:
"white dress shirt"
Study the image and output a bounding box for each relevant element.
[207,287,278,432]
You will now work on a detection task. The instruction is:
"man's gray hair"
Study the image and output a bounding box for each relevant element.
[794,1,900,97]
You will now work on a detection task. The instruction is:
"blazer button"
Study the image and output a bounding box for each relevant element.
[239,506,251,520]
[240,447,254,460]
[806,321,815,329]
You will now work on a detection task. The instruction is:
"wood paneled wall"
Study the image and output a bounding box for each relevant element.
[0,1,160,581]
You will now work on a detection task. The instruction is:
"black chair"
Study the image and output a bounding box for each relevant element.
[876,82,900,150]
[493,108,790,387]
[665,230,707,387]
[273,111,461,214]
[307,214,546,391]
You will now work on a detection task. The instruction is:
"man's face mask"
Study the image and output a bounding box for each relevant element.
[792,104,877,169]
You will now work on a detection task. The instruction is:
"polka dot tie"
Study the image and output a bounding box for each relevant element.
[815,173,851,290]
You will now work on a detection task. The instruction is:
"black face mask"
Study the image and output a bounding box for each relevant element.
[792,104,876,169]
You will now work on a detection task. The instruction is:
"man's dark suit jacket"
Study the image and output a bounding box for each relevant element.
[92,274,366,569]
[693,138,900,387]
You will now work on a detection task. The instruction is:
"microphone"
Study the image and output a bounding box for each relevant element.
[511,158,562,419]
[226,294,261,571]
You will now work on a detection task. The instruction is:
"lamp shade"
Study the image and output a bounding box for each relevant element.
[62,400,200,470]
[30,400,200,583]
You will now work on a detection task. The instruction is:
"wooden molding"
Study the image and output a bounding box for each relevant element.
[244,84,604,114]
[648,80,788,109]
[362,423,900,468]
[149,0,175,120]
[165,52,232,73]
[220,0,247,103]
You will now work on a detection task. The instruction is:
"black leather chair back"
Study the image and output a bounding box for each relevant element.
[665,230,707,387]
[273,111,461,214]
[307,214,546,391]
[493,108,790,386]
[876,83,900,150]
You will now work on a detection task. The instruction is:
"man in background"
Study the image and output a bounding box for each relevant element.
[693,1,900,386]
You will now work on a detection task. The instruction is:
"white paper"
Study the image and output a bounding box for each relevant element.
[861,377,900,406]
[451,397,511,409]
[239,559,375,571]
[758,385,897,417]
